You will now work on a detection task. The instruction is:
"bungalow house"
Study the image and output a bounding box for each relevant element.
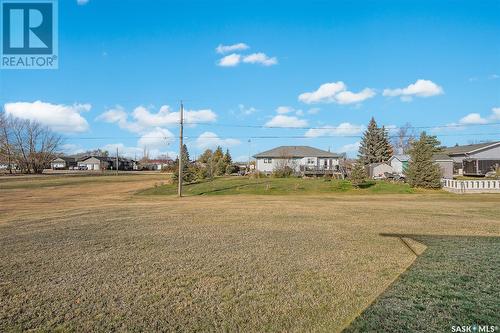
[443,141,500,176]
[147,158,174,171]
[388,154,410,175]
[253,146,341,175]
[50,157,77,170]
[366,162,393,179]
[77,156,111,171]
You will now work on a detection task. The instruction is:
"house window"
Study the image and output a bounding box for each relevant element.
[307,158,315,164]
[264,158,272,164]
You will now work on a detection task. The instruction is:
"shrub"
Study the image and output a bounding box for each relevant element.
[272,166,294,178]
[350,161,367,187]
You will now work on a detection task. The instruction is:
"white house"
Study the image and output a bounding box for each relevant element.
[253,146,341,175]
[51,157,77,170]
[388,154,410,175]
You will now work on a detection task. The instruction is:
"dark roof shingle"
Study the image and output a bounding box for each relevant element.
[443,141,500,155]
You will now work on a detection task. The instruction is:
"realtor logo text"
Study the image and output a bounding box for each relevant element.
[1,0,58,69]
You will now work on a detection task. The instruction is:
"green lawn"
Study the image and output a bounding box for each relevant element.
[344,235,500,332]
[140,176,421,196]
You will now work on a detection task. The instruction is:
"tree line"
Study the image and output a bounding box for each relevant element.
[353,117,443,188]
[174,145,240,183]
[0,111,62,174]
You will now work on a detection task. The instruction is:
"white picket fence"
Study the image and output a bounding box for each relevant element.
[441,178,500,194]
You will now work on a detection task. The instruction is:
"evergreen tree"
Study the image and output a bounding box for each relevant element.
[198,149,213,163]
[350,160,367,187]
[378,126,393,161]
[222,149,233,174]
[406,132,442,188]
[173,144,195,183]
[223,149,232,166]
[358,117,393,164]
[213,146,224,163]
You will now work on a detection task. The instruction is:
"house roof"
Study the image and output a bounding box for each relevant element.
[253,146,339,158]
[432,153,453,161]
[389,154,410,162]
[52,156,77,163]
[79,156,112,162]
[443,141,500,155]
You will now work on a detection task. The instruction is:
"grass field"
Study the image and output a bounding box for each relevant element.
[140,176,421,196]
[0,174,499,332]
[345,235,500,332]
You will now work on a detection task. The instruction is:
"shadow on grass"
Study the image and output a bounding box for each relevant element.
[344,234,500,332]
[357,181,376,189]
[195,181,270,196]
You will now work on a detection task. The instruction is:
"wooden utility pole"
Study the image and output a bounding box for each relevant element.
[115,147,119,176]
[178,101,184,197]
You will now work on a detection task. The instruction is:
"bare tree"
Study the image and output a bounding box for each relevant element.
[392,122,415,154]
[9,117,62,174]
[273,148,297,177]
[0,110,14,173]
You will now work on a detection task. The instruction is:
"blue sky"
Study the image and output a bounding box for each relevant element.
[1,0,499,160]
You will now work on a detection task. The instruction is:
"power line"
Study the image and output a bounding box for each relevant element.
[181,121,500,130]
[64,132,500,140]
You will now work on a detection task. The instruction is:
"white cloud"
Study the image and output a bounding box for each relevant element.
[433,107,500,132]
[335,88,376,105]
[459,113,488,125]
[298,82,375,104]
[238,104,257,115]
[216,43,249,54]
[133,105,216,128]
[195,132,240,150]
[97,105,142,133]
[4,101,90,133]
[218,53,241,67]
[103,143,143,158]
[97,105,217,133]
[60,143,85,155]
[307,108,320,115]
[138,127,175,149]
[490,107,500,120]
[383,79,443,101]
[340,141,361,153]
[242,53,277,66]
[305,122,365,138]
[77,0,89,5]
[276,106,293,114]
[102,143,177,159]
[265,115,308,128]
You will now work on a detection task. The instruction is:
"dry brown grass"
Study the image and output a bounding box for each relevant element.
[0,174,499,331]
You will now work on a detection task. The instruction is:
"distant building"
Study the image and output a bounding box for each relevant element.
[443,141,500,176]
[146,159,174,171]
[77,156,111,171]
[51,157,77,170]
[253,146,341,175]
[366,163,393,179]
[388,154,410,175]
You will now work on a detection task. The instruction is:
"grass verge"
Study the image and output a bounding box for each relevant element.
[139,176,421,196]
[344,235,500,332]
